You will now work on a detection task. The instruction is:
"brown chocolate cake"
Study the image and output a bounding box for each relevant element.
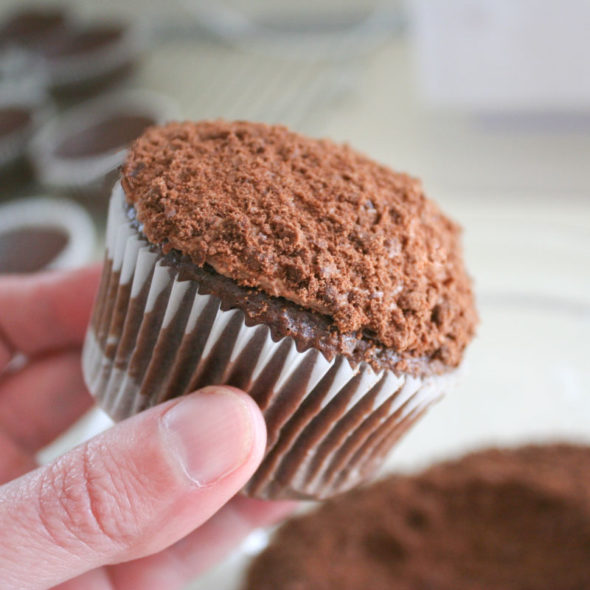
[245,444,590,590]
[83,120,476,499]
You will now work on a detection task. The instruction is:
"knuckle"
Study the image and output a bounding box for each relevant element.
[37,442,144,555]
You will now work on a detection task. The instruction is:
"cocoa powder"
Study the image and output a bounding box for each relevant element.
[245,444,590,590]
[122,121,476,370]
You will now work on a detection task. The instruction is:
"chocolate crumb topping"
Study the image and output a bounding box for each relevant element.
[245,444,590,590]
[122,121,476,368]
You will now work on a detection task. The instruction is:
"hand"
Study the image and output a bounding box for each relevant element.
[0,266,292,590]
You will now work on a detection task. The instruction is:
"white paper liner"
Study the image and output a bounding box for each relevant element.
[82,182,456,499]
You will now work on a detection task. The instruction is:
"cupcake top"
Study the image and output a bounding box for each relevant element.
[122,121,476,369]
[245,444,590,590]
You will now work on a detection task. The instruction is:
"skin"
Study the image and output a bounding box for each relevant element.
[0,265,294,590]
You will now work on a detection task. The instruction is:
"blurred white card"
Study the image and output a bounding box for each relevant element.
[408,0,590,111]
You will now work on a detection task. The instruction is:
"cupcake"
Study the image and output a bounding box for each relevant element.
[0,196,95,274]
[0,103,34,178]
[30,90,178,206]
[245,444,590,590]
[0,82,51,194]
[40,19,148,100]
[0,7,69,52]
[82,121,477,500]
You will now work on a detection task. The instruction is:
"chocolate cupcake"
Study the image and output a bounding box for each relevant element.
[41,19,147,100]
[82,121,477,500]
[0,7,68,52]
[245,444,590,590]
[0,104,33,173]
[30,90,177,204]
[0,84,51,193]
[0,196,95,274]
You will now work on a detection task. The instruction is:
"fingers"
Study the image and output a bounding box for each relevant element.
[0,350,93,452]
[0,265,101,368]
[107,496,297,590]
[0,386,266,590]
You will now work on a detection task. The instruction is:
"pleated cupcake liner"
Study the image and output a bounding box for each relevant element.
[82,182,456,500]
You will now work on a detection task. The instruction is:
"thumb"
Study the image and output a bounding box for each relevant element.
[0,386,266,590]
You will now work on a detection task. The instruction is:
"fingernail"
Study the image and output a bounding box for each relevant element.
[161,388,255,487]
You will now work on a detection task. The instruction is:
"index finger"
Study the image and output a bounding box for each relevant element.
[0,264,102,363]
